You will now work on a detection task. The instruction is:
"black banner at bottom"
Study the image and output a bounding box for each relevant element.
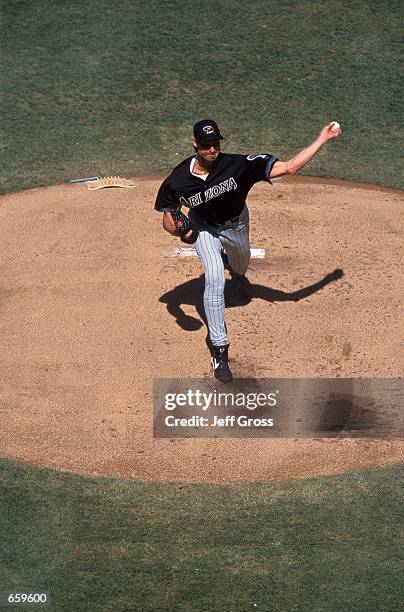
[153,378,403,438]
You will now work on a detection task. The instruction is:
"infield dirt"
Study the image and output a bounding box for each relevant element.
[0,176,402,482]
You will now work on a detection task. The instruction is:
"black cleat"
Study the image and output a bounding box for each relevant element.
[225,273,252,307]
[211,344,233,384]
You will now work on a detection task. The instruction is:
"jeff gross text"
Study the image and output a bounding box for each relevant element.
[165,414,273,427]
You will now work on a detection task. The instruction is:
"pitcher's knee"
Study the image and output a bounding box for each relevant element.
[231,255,250,276]
[205,271,225,295]
[204,270,225,301]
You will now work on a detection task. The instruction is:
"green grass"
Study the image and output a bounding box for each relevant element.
[0,459,403,611]
[1,0,403,194]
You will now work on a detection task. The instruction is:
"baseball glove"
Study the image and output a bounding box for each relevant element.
[171,211,199,244]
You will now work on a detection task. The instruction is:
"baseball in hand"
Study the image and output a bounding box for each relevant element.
[330,121,341,131]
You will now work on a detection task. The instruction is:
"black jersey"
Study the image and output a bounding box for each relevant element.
[154,152,278,225]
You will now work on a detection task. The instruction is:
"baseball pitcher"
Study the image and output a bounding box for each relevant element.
[155,119,341,383]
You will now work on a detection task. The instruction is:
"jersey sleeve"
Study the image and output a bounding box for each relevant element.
[154,177,179,212]
[243,153,278,184]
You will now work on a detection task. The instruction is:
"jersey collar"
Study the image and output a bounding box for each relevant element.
[190,156,209,181]
[189,153,223,181]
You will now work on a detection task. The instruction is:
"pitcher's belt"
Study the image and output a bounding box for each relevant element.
[208,215,240,228]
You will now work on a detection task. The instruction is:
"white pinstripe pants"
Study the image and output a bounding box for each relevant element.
[189,206,250,346]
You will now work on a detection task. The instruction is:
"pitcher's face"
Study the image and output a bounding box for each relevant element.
[193,138,221,163]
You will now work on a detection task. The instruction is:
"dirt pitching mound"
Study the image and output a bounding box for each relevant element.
[0,176,402,483]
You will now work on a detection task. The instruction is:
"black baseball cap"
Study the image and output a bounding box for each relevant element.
[193,119,224,144]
